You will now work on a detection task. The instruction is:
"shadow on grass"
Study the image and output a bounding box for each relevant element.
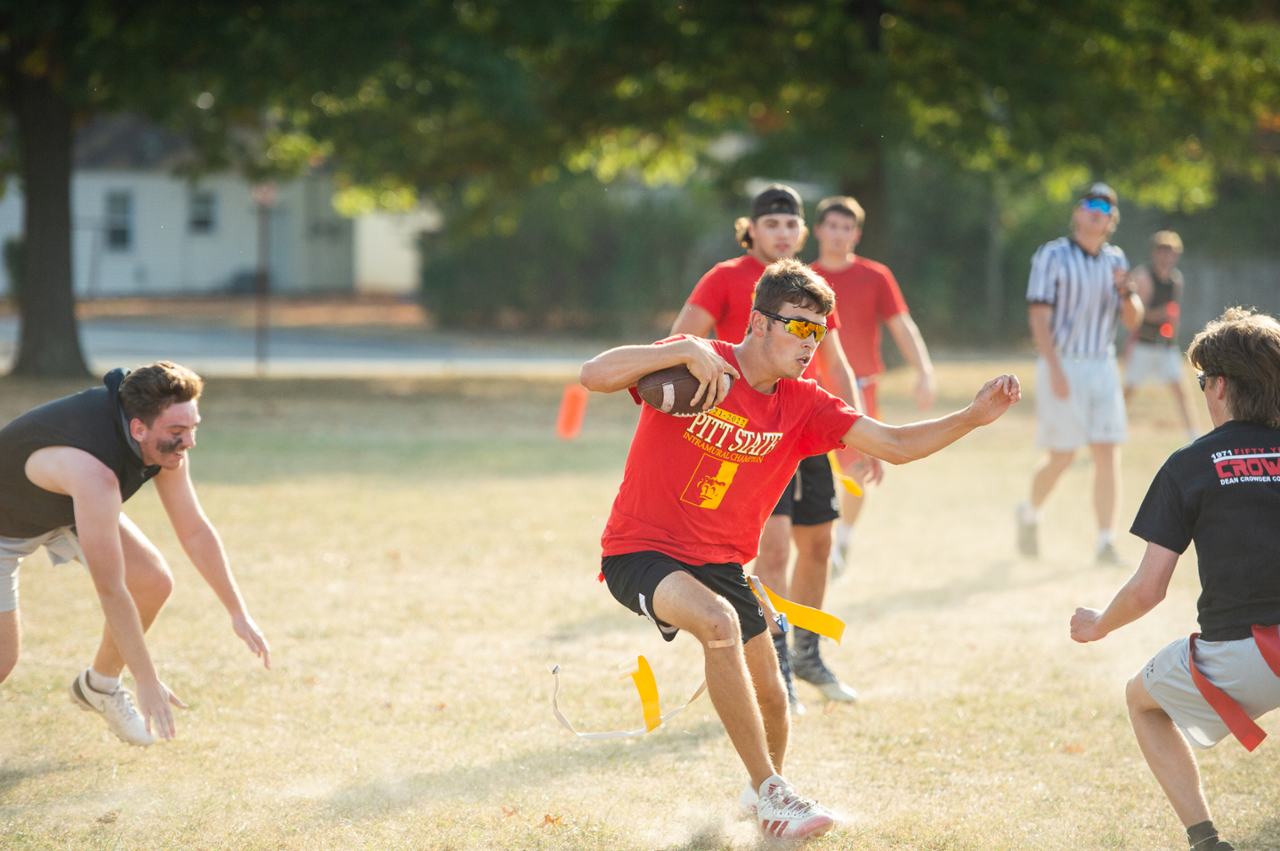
[322,718,728,816]
[0,759,82,801]
[1236,816,1280,851]
[190,434,632,484]
[840,557,1095,622]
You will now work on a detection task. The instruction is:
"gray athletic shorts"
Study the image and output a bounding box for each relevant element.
[1142,633,1280,749]
[1125,341,1184,388]
[0,527,83,613]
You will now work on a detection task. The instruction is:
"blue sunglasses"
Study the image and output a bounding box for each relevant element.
[1080,197,1113,214]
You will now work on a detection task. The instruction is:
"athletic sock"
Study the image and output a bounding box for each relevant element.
[1016,500,1042,525]
[1096,529,1115,551]
[793,627,820,660]
[834,522,853,550]
[87,668,120,694]
[1187,820,1219,850]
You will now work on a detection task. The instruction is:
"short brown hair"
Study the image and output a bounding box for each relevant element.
[1187,307,1280,427]
[815,196,865,227]
[119,361,204,425]
[1152,230,1184,252]
[752,259,835,317]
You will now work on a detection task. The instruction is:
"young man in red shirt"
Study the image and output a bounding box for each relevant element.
[811,196,937,573]
[670,184,866,713]
[582,259,1020,839]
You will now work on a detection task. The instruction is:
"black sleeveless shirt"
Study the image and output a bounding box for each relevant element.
[1136,264,1184,345]
[0,368,161,538]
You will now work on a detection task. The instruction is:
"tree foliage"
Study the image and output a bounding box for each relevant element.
[2,1,1278,372]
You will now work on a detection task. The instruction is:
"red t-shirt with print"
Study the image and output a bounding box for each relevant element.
[686,254,839,380]
[811,256,906,379]
[601,337,861,566]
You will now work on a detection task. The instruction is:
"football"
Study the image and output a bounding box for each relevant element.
[635,364,732,417]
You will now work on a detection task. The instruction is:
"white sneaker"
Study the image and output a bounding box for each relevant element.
[69,669,155,746]
[756,775,835,840]
[738,782,758,816]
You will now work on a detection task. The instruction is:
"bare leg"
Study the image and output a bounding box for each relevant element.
[1090,443,1120,534]
[1030,450,1075,509]
[653,572,778,789]
[92,515,174,678]
[1124,385,1136,405]
[1127,673,1211,827]
[837,461,869,530]
[743,630,789,773]
[754,514,792,634]
[789,523,831,610]
[1169,381,1196,434]
[0,609,18,684]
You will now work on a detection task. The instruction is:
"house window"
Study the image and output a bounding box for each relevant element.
[189,190,216,234]
[105,191,132,250]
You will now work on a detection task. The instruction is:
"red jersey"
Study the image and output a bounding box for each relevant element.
[686,254,839,380]
[601,337,861,566]
[812,256,907,379]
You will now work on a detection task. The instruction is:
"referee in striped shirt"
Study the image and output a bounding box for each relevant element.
[1016,183,1143,564]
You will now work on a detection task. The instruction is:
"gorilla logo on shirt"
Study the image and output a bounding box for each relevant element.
[681,456,739,510]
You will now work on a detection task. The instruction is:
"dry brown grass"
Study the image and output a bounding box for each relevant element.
[0,361,1275,850]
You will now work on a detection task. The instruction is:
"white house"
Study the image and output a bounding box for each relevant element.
[0,115,433,298]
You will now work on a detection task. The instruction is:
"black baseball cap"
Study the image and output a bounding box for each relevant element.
[751,184,803,219]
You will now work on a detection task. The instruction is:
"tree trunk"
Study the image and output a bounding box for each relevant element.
[985,174,1007,337]
[841,145,891,263]
[12,73,89,377]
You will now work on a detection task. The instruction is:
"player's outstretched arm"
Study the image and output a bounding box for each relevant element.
[841,374,1020,465]
[155,463,271,669]
[26,447,186,739]
[580,337,741,409]
[1071,542,1178,643]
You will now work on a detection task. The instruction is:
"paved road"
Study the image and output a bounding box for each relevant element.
[0,317,597,378]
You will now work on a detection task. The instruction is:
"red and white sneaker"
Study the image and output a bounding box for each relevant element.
[755,775,835,840]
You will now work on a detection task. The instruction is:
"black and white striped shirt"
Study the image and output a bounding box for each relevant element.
[1026,237,1129,358]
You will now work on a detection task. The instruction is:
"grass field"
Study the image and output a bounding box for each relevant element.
[0,360,1275,850]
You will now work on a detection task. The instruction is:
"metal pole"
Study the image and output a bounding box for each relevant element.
[254,190,273,376]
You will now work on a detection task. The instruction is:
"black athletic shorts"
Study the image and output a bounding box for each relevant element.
[771,453,840,526]
[601,550,768,644]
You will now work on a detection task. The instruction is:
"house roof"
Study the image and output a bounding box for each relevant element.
[74,114,194,170]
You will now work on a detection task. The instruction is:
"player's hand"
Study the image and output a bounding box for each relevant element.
[1050,366,1070,399]
[862,455,885,485]
[1070,607,1107,643]
[913,370,936,411]
[968,374,1021,424]
[1113,267,1130,290]
[232,612,271,669]
[684,339,740,411]
[136,677,188,741]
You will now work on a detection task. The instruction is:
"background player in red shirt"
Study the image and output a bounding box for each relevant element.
[670,185,865,712]
[582,259,1020,839]
[811,196,937,571]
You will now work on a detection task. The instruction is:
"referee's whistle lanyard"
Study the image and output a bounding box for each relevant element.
[1189,625,1280,751]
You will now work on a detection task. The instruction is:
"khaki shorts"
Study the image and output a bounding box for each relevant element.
[1125,342,1185,388]
[1035,356,1128,451]
[0,527,83,613]
[1143,634,1280,749]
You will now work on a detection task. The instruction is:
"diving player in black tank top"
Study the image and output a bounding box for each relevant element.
[0,362,269,746]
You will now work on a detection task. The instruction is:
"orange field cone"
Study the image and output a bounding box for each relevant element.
[556,383,590,440]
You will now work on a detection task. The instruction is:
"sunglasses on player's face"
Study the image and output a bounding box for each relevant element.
[757,310,827,343]
[1080,197,1113,215]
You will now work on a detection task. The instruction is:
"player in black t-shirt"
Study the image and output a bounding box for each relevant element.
[0,362,269,746]
[1070,308,1280,851]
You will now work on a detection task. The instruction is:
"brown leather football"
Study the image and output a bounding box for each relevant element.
[635,364,732,416]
